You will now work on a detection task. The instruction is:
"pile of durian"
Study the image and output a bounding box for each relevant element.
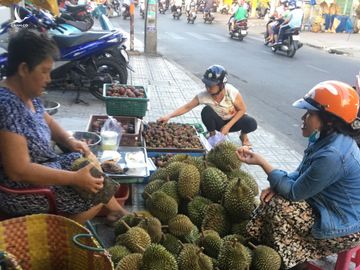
[107,141,282,270]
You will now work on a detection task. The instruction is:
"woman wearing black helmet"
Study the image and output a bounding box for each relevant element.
[158,64,257,146]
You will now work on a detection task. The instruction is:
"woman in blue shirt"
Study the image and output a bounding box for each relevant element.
[237,81,360,269]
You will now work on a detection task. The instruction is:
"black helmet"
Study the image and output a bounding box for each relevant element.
[202,65,228,87]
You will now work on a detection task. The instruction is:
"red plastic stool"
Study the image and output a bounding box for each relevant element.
[307,245,360,270]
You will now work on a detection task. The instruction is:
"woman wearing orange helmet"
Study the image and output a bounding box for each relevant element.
[237,81,360,269]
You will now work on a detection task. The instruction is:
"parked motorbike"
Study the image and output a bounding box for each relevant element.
[60,2,94,30]
[186,9,197,23]
[229,19,248,40]
[0,5,129,101]
[203,10,214,23]
[122,4,130,19]
[172,6,182,19]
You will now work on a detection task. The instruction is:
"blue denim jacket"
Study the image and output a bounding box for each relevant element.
[268,133,360,239]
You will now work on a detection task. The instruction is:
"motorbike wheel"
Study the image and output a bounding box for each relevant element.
[287,42,296,58]
[89,58,127,100]
[238,35,244,41]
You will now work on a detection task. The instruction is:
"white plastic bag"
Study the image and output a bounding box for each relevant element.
[100,117,123,149]
[207,131,226,148]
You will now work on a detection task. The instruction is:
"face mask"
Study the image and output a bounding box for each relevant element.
[308,130,320,144]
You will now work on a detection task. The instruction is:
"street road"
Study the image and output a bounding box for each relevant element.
[111,11,360,154]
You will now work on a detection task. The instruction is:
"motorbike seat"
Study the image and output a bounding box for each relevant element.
[65,4,88,12]
[52,32,111,48]
[284,27,300,35]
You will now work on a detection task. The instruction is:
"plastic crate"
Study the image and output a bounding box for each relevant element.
[103,83,149,117]
[96,184,130,216]
[86,114,143,147]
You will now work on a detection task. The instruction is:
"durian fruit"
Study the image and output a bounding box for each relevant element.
[158,181,180,204]
[71,157,119,204]
[177,164,200,199]
[249,243,281,270]
[218,240,252,270]
[231,220,250,236]
[167,214,196,237]
[187,196,212,228]
[108,245,131,265]
[137,217,162,243]
[167,154,189,164]
[134,210,153,219]
[145,191,178,223]
[116,253,143,270]
[165,161,186,180]
[202,203,231,237]
[140,243,178,270]
[183,155,207,173]
[142,179,165,200]
[207,141,241,172]
[223,234,246,244]
[160,233,183,256]
[223,178,256,221]
[148,167,168,182]
[177,244,213,270]
[197,230,222,258]
[114,214,143,236]
[116,221,151,253]
[180,226,201,244]
[226,169,259,196]
[201,167,228,203]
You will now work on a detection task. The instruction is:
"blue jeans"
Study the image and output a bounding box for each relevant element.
[278,24,290,42]
[323,14,336,30]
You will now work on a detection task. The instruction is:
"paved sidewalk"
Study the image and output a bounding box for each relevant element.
[53,54,303,192]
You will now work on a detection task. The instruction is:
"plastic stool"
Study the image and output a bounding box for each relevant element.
[307,245,360,270]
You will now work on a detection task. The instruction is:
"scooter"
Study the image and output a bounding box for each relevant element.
[60,2,94,30]
[267,28,303,57]
[172,6,182,19]
[219,4,229,14]
[229,19,248,41]
[122,4,130,19]
[0,5,130,101]
[140,2,145,18]
[203,10,214,23]
[159,1,167,14]
[186,8,197,23]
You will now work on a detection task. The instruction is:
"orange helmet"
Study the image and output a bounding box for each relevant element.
[293,80,360,124]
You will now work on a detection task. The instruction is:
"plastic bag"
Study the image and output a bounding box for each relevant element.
[100,117,123,149]
[207,131,226,148]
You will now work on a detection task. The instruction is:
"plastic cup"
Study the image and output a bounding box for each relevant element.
[100,131,118,151]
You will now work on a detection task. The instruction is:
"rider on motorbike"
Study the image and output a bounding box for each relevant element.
[229,0,248,32]
[171,0,182,13]
[274,0,304,45]
[185,0,196,16]
[203,0,214,18]
[266,0,289,44]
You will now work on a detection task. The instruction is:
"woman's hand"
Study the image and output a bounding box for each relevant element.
[220,125,231,135]
[236,146,263,165]
[260,187,276,203]
[157,115,170,124]
[67,138,91,156]
[74,163,104,193]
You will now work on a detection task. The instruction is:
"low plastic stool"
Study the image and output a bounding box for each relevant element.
[307,245,360,270]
